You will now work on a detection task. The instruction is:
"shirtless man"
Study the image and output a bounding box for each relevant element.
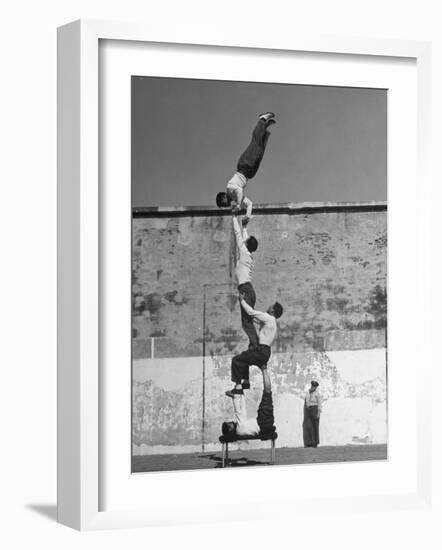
[226,295,283,396]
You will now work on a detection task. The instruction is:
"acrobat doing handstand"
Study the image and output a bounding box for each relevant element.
[216,112,276,224]
[222,367,276,439]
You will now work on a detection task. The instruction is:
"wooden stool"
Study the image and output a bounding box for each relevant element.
[219,433,278,467]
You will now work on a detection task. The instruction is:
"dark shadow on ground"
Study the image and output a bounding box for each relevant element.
[25,504,57,522]
[202,453,269,468]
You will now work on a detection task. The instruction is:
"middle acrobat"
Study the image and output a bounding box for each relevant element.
[216,111,276,224]
[231,210,258,374]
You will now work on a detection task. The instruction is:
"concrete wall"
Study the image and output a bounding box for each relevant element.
[132,202,387,454]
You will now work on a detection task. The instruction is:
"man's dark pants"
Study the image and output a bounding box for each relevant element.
[238,282,259,354]
[236,119,271,180]
[303,405,320,447]
[231,344,271,385]
[256,390,276,436]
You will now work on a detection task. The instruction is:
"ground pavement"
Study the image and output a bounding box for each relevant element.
[132,444,387,472]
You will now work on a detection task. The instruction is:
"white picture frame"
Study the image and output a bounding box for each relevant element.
[57,19,432,531]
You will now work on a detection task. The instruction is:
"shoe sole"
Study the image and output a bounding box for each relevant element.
[258,112,275,121]
[225,390,243,397]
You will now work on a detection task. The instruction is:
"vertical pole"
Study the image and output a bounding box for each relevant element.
[202,286,206,453]
[385,327,389,447]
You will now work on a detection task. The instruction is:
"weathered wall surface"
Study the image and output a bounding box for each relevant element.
[133,349,387,454]
[132,203,387,454]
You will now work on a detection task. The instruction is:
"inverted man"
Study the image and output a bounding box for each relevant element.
[222,369,276,439]
[226,295,283,396]
[216,112,276,224]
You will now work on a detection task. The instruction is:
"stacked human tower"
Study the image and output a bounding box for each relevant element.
[216,112,283,442]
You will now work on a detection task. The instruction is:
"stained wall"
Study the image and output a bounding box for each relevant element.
[132,202,387,454]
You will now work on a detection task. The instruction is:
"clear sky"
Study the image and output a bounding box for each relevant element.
[132,76,387,208]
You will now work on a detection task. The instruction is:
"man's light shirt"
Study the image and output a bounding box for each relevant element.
[227,172,253,218]
[232,394,259,436]
[305,390,322,413]
[232,216,253,285]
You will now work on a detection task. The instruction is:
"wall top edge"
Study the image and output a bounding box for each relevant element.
[133,201,387,218]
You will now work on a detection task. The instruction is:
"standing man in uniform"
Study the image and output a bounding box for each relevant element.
[303,380,322,448]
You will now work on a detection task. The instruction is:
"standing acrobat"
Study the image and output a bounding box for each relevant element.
[232,212,259,365]
[216,112,276,224]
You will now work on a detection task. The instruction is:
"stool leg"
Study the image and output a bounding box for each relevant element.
[226,442,229,466]
[271,440,275,464]
[221,443,225,468]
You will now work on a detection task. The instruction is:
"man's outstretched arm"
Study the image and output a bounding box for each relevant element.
[317,392,323,416]
[262,369,272,393]
[232,215,247,250]
[240,298,267,323]
[242,196,253,221]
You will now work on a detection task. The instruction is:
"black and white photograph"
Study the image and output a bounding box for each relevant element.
[131,76,388,472]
